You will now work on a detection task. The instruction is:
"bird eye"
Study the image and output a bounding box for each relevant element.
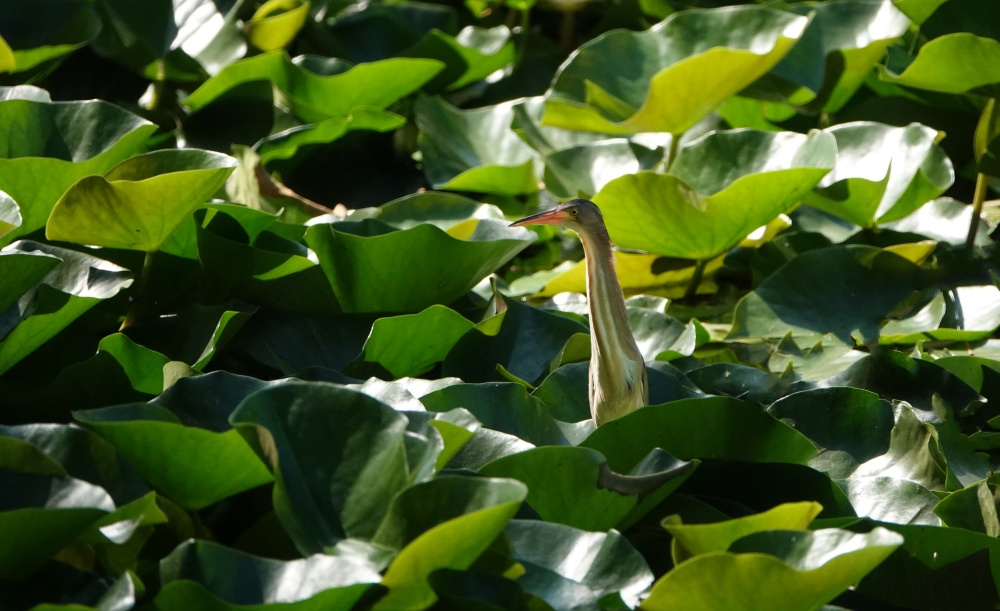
[570,208,579,216]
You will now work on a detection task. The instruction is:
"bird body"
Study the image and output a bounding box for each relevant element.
[510,199,647,425]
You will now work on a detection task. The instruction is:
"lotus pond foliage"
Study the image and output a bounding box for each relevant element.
[3,0,1000,609]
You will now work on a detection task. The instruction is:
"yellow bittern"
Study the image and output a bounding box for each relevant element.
[511,199,648,425]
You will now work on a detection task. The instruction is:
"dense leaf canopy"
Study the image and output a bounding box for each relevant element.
[2,0,1000,609]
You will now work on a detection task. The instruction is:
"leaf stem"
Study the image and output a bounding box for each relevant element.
[666,133,680,171]
[146,59,167,112]
[120,250,156,331]
[685,259,707,300]
[965,172,988,250]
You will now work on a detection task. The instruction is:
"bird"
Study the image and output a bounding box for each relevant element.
[510,199,648,426]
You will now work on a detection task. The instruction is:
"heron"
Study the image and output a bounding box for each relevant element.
[510,199,648,426]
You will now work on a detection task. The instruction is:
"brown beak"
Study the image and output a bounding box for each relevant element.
[509,208,570,228]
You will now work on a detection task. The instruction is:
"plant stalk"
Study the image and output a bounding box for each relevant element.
[685,259,707,300]
[120,250,156,331]
[965,172,989,249]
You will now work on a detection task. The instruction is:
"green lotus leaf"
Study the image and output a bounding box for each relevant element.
[0,421,152,508]
[532,361,706,423]
[320,1,456,63]
[543,6,809,135]
[934,481,1000,535]
[421,382,572,446]
[855,520,1000,608]
[157,540,383,610]
[893,0,948,24]
[184,52,444,122]
[729,245,928,343]
[643,527,902,611]
[883,196,988,246]
[355,305,474,378]
[0,0,101,74]
[687,362,795,404]
[480,446,694,531]
[511,96,615,155]
[442,296,586,386]
[372,475,526,551]
[849,403,947,491]
[305,218,532,313]
[801,343,983,418]
[769,387,894,474]
[374,482,526,611]
[838,476,942,525]
[881,285,1000,343]
[195,206,338,314]
[256,108,406,164]
[593,129,835,259]
[74,402,272,510]
[416,96,539,195]
[679,460,857,520]
[345,191,507,231]
[0,241,133,376]
[543,139,659,199]
[12,333,170,419]
[505,520,654,610]
[664,501,823,564]
[0,470,113,580]
[804,122,953,227]
[230,381,442,553]
[245,0,311,52]
[90,0,245,80]
[0,97,155,245]
[764,0,910,113]
[403,26,515,91]
[884,32,1000,95]
[46,149,236,253]
[0,249,60,314]
[0,190,21,239]
[0,35,12,73]
[581,397,818,473]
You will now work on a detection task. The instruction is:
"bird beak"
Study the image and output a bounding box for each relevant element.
[509,208,570,227]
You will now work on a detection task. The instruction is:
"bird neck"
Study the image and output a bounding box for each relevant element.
[579,225,634,358]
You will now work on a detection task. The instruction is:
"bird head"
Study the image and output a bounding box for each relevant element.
[509,198,604,231]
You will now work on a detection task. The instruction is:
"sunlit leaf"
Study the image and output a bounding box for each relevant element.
[246,0,311,52]
[884,33,1000,95]
[594,129,836,259]
[544,6,809,134]
[184,52,444,122]
[47,149,237,252]
[803,122,953,227]
[416,96,539,195]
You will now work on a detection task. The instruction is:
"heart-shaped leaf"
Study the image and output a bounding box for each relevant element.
[0,97,155,245]
[47,149,237,253]
[594,129,836,259]
[804,122,953,227]
[416,96,540,195]
[543,6,809,134]
[184,52,444,122]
